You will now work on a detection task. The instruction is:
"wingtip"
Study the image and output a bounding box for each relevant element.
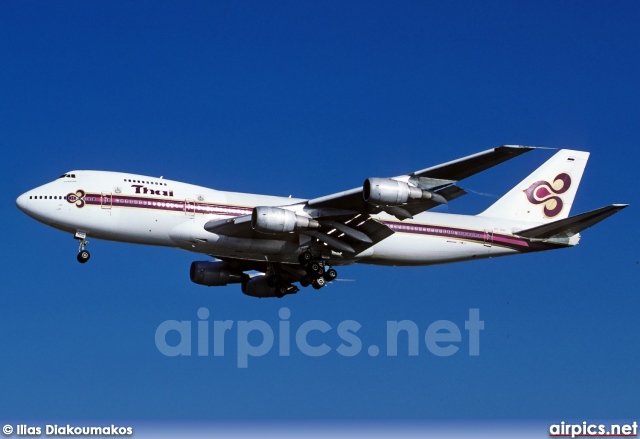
[499,145,536,153]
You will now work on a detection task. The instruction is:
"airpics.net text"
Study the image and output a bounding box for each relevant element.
[155,307,484,368]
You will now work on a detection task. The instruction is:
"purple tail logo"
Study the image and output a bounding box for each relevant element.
[523,173,571,218]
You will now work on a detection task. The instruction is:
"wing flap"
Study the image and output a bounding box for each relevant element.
[301,230,356,253]
[319,220,373,243]
[342,216,395,254]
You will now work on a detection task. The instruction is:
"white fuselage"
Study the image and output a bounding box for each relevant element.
[16,171,575,266]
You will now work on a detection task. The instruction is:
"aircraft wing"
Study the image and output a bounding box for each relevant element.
[204,211,394,254]
[409,144,535,180]
[306,145,534,216]
[204,145,534,254]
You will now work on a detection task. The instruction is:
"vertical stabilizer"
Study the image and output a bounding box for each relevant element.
[478,149,589,222]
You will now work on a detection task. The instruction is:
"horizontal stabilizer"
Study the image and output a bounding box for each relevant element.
[514,204,628,239]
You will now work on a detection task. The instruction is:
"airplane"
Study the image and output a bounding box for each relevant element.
[16,146,627,298]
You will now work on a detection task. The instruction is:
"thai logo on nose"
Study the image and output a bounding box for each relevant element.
[523,173,571,218]
[66,189,86,208]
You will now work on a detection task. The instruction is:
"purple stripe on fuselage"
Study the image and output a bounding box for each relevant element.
[79,193,560,253]
[382,220,559,252]
[82,193,253,216]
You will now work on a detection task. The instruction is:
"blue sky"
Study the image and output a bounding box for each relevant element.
[1,1,638,421]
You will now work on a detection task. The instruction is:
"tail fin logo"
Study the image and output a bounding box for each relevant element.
[523,173,571,218]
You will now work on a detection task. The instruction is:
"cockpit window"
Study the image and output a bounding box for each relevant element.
[58,173,76,179]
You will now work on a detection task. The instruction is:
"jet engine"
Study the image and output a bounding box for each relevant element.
[363,178,446,206]
[251,206,320,234]
[241,275,279,298]
[190,261,243,287]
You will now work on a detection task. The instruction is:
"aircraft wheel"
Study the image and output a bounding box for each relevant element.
[298,251,313,265]
[323,268,337,281]
[77,250,90,264]
[306,262,324,277]
[300,275,313,287]
[312,277,326,290]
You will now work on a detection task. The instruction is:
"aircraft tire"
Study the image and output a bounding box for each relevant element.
[298,251,313,265]
[300,275,313,287]
[306,262,323,277]
[323,268,337,281]
[77,250,90,264]
[312,277,326,289]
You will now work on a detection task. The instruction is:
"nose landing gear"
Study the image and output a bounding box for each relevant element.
[75,231,90,264]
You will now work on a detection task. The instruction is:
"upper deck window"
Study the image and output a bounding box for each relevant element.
[123,176,168,186]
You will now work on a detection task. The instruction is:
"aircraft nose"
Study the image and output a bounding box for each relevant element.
[16,192,29,212]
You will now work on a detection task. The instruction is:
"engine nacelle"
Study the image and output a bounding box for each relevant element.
[251,206,320,234]
[363,178,444,206]
[190,261,243,287]
[241,275,278,298]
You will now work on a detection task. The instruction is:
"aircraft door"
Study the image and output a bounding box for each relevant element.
[101,192,112,209]
[483,229,493,247]
[185,199,196,216]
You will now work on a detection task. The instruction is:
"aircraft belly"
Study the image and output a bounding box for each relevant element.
[192,235,299,263]
[66,207,179,246]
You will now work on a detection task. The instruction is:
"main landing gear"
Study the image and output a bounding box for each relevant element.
[297,251,337,290]
[75,231,90,264]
